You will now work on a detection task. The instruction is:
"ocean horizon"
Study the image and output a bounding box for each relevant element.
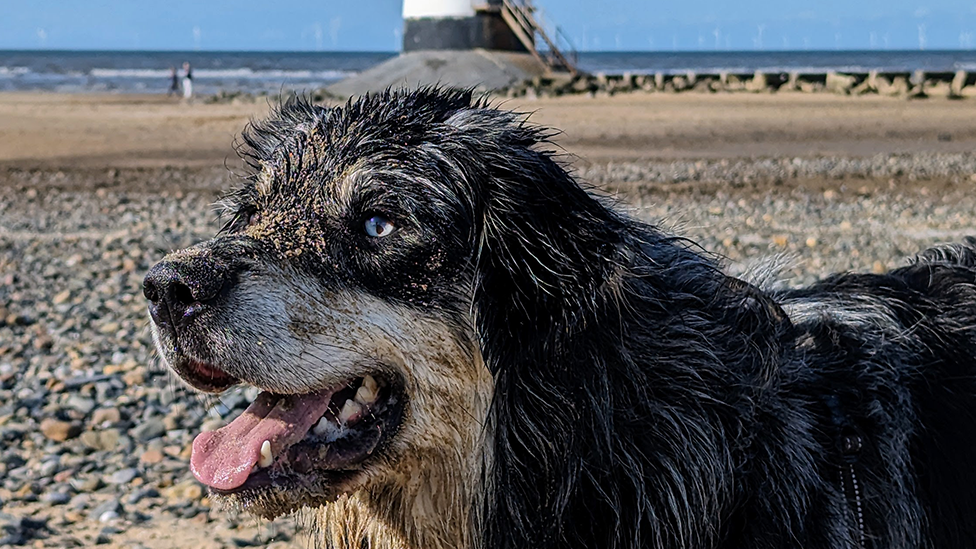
[3,49,976,95]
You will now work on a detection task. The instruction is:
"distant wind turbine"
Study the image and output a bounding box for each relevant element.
[329,17,341,48]
[960,32,974,49]
[314,23,323,51]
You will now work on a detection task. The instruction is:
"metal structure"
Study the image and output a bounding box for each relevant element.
[402,0,577,75]
[475,0,577,75]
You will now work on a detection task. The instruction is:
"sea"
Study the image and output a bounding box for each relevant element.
[4,50,976,95]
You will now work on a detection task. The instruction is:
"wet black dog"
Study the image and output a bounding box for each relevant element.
[145,87,976,549]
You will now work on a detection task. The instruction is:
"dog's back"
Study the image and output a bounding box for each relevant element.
[483,217,976,549]
[768,237,976,548]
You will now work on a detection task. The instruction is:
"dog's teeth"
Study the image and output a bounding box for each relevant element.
[355,385,377,405]
[339,400,362,423]
[363,375,378,393]
[313,417,332,436]
[259,440,273,468]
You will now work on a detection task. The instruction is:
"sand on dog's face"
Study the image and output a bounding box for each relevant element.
[145,91,499,548]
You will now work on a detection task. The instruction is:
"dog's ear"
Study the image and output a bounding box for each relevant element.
[441,108,627,371]
[442,107,643,547]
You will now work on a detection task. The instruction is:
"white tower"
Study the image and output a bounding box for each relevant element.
[328,0,573,98]
[401,0,529,52]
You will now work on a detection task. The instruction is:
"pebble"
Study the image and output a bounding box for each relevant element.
[39,459,60,477]
[139,449,164,465]
[95,527,116,544]
[162,479,204,503]
[41,490,71,505]
[130,420,167,442]
[106,468,138,485]
[67,493,91,510]
[88,499,121,522]
[98,511,120,524]
[126,487,159,505]
[65,395,96,414]
[69,477,102,492]
[80,429,121,452]
[40,418,81,442]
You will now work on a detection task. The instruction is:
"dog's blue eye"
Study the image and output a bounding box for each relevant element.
[364,215,395,238]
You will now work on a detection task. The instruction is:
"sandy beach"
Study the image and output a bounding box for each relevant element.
[2,90,976,548]
[4,92,976,169]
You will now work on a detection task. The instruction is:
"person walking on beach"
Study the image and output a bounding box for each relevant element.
[182,61,193,100]
[167,66,180,96]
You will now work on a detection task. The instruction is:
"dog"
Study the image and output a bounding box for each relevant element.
[143,87,976,549]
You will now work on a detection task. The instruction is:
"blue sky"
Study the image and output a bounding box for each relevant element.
[2,1,976,51]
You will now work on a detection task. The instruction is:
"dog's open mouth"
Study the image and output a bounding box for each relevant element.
[190,373,403,494]
[179,359,240,393]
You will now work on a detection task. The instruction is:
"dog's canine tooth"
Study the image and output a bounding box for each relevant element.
[362,375,378,393]
[259,440,273,468]
[339,399,362,423]
[355,385,377,405]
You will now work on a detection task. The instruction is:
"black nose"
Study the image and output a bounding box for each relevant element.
[143,255,228,327]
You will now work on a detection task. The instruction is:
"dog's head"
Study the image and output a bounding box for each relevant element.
[144,88,623,544]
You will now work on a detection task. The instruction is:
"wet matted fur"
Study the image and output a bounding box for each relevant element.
[144,87,976,549]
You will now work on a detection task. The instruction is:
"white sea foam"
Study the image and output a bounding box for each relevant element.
[0,66,30,77]
[88,67,354,80]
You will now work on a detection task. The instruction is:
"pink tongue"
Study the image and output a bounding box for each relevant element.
[190,388,336,490]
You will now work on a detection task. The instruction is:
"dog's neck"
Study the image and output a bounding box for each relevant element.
[379,447,489,549]
[313,350,493,549]
[312,433,491,549]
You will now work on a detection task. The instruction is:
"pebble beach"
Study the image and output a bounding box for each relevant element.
[1,91,975,548]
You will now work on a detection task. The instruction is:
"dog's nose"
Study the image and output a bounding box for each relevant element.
[143,256,228,327]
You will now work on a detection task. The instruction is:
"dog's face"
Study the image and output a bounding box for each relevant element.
[143,90,497,530]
